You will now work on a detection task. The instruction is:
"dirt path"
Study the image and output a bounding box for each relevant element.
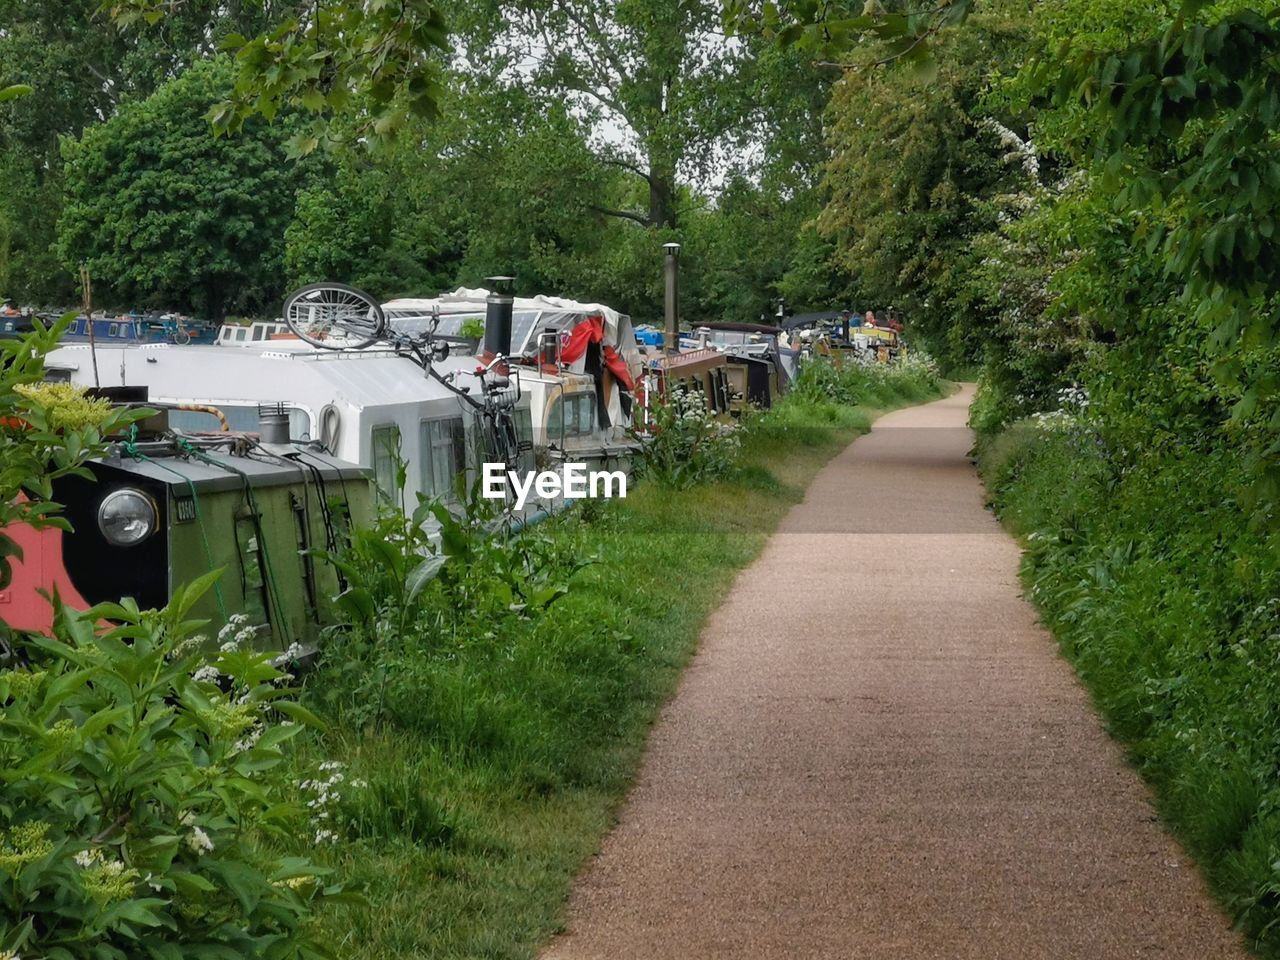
[541,385,1248,960]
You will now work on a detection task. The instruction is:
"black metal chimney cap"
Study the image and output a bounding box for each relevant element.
[486,276,516,296]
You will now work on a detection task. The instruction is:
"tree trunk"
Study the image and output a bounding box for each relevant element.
[648,162,677,230]
[205,278,227,324]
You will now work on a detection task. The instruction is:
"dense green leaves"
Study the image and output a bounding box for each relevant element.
[723,0,975,72]
[58,59,300,320]
[1,594,345,959]
[818,3,1032,366]
[0,316,149,594]
[103,0,449,151]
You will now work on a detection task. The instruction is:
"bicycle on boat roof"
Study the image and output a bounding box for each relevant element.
[281,282,524,473]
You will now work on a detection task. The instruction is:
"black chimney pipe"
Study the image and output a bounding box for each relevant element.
[484,276,515,357]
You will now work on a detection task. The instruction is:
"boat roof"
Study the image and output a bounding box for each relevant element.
[383,288,635,358]
[45,343,489,413]
[100,444,368,493]
[697,322,784,334]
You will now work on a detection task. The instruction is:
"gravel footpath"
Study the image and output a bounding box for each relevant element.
[541,385,1248,959]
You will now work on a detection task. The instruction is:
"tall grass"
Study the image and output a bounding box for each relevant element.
[978,411,1280,955]
[286,362,947,959]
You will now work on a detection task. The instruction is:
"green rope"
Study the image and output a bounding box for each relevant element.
[121,425,228,621]
[175,437,292,649]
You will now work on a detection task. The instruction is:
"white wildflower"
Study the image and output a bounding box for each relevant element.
[192,665,220,684]
[186,825,214,855]
[232,725,263,754]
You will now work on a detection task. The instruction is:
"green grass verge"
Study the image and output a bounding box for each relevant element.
[291,374,947,960]
[977,415,1280,957]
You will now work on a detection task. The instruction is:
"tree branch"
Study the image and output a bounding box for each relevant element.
[591,204,653,226]
[601,155,654,185]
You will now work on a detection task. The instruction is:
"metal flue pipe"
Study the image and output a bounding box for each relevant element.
[484,276,516,357]
[663,243,680,355]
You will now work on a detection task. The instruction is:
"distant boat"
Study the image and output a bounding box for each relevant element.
[60,316,146,344]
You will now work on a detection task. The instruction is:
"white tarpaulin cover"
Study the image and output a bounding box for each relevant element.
[383,290,643,428]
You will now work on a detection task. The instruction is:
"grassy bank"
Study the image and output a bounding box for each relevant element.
[977,403,1280,955]
[289,363,945,959]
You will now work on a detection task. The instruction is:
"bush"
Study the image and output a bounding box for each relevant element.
[0,577,348,960]
[978,390,1280,954]
[632,385,741,489]
[791,353,941,407]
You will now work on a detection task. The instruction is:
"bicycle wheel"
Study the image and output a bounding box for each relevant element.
[282,282,386,350]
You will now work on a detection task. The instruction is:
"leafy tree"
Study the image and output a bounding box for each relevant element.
[58,58,299,321]
[1031,2,1280,475]
[455,0,757,231]
[105,0,448,152]
[723,0,975,76]
[818,6,1031,362]
[0,0,288,302]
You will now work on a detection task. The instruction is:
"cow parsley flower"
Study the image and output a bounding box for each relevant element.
[187,825,214,855]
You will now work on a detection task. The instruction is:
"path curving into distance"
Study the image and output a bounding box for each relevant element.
[541,384,1248,960]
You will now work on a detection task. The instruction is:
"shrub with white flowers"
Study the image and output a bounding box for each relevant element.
[1031,384,1092,433]
[0,574,348,960]
[633,384,741,488]
[298,761,369,846]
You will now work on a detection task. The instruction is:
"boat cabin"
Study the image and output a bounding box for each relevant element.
[4,420,374,648]
[44,343,536,512]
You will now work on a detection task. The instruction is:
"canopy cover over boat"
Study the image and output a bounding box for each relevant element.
[384,288,643,430]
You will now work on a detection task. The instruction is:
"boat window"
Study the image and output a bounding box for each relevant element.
[420,416,466,502]
[109,323,119,337]
[545,392,596,441]
[167,404,311,439]
[252,326,265,341]
[371,424,402,503]
[235,328,247,342]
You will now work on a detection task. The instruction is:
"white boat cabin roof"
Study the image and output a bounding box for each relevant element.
[44,343,490,414]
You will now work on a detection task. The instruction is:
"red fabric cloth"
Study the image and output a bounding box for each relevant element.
[603,345,635,391]
[560,315,635,391]
[560,315,603,365]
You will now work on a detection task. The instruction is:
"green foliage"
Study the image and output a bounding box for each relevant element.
[723,0,975,73]
[818,4,1032,365]
[0,0,291,304]
[977,403,1280,954]
[103,0,448,152]
[462,0,754,231]
[307,478,590,733]
[790,353,942,408]
[0,317,148,593]
[58,58,298,321]
[633,386,742,488]
[0,578,348,959]
[1022,1,1280,498]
